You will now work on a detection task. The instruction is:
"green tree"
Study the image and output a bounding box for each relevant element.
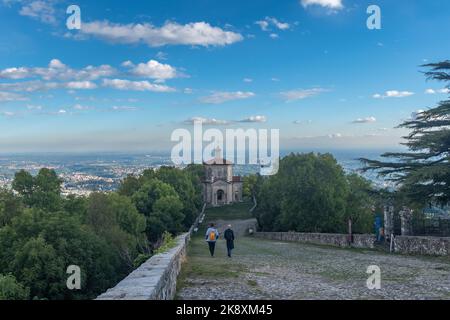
[12,170,34,205]
[85,193,147,267]
[155,166,200,228]
[345,174,374,234]
[0,274,29,300]
[0,189,23,227]
[131,178,185,243]
[255,153,374,234]
[131,179,179,216]
[361,61,450,204]
[118,175,141,197]
[243,174,259,199]
[0,208,123,300]
[12,168,62,211]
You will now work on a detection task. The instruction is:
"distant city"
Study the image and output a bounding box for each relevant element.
[0,150,396,196]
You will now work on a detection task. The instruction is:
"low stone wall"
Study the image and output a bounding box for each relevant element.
[97,203,206,300]
[96,233,190,300]
[255,232,375,249]
[394,236,450,256]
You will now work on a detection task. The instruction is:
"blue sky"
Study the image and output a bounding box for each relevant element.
[0,0,449,153]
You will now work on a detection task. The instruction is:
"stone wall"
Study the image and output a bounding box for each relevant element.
[394,236,450,256]
[255,232,450,256]
[97,204,206,300]
[96,232,190,300]
[255,232,376,249]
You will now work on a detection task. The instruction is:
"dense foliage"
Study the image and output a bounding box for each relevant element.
[0,166,203,300]
[361,61,450,204]
[255,153,374,234]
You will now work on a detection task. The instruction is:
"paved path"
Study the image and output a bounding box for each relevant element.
[176,219,450,300]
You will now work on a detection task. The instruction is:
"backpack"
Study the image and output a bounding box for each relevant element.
[208,230,216,241]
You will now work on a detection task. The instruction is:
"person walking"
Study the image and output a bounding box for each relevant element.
[205,223,219,257]
[224,224,235,258]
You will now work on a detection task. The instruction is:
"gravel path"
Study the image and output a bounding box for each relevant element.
[176,220,450,300]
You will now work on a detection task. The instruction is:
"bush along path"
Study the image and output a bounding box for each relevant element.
[176,203,450,300]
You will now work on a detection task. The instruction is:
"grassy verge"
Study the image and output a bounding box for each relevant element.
[204,202,254,221]
[176,203,253,297]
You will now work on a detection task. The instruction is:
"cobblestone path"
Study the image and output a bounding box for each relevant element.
[176,205,450,300]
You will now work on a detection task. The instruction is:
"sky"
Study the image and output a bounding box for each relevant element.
[0,0,449,153]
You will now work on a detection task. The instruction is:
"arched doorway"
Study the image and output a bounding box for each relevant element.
[217,189,225,205]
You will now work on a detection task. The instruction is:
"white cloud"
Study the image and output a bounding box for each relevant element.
[0,91,28,102]
[373,90,415,99]
[255,20,269,31]
[27,104,42,110]
[65,81,97,90]
[267,17,290,30]
[281,88,327,102]
[352,116,377,124]
[49,58,65,69]
[0,80,58,92]
[79,21,243,47]
[0,67,30,79]
[425,88,450,94]
[0,59,116,81]
[73,104,92,110]
[269,33,279,39]
[238,115,267,123]
[102,79,175,92]
[200,91,255,104]
[126,59,179,81]
[121,60,134,68]
[1,111,16,117]
[155,51,168,60]
[243,78,253,83]
[255,17,290,31]
[19,0,56,25]
[184,115,267,125]
[301,0,344,10]
[0,80,97,92]
[328,133,343,138]
[184,117,229,126]
[293,120,312,124]
[111,106,138,112]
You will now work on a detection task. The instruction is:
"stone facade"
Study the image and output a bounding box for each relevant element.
[203,147,243,207]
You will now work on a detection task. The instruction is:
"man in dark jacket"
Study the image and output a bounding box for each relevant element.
[224,224,235,258]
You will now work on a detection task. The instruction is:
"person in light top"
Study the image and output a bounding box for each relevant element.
[205,223,219,257]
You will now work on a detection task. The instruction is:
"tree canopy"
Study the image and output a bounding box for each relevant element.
[0,165,203,300]
[255,153,375,234]
[361,61,450,204]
